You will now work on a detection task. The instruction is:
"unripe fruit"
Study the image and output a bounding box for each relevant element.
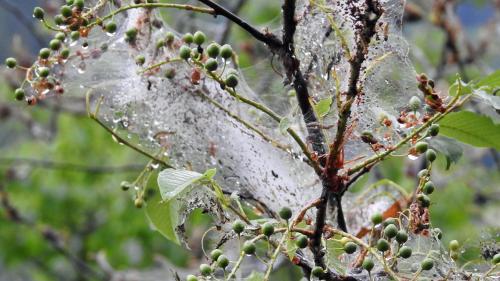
[398,246,412,259]
[371,213,383,225]
[38,67,50,78]
[376,239,390,252]
[417,169,428,178]
[217,254,229,269]
[165,68,176,79]
[428,124,440,136]
[156,39,165,49]
[362,258,374,272]
[423,181,435,195]
[126,28,138,42]
[210,249,223,261]
[383,218,397,227]
[14,88,25,101]
[295,235,308,249]
[5,57,17,68]
[450,251,459,260]
[106,21,117,34]
[205,58,218,72]
[67,0,75,5]
[54,15,65,26]
[120,181,131,191]
[220,44,233,59]
[242,241,256,255]
[279,206,292,220]
[49,39,62,51]
[262,222,274,237]
[75,0,84,9]
[449,240,460,251]
[193,31,206,45]
[38,48,51,59]
[165,32,175,44]
[395,230,408,244]
[186,275,198,281]
[415,142,428,153]
[426,149,437,162]
[135,55,145,65]
[384,224,398,239]
[33,7,45,20]
[409,96,421,111]
[492,253,500,264]
[70,31,80,41]
[232,219,245,234]
[225,74,238,88]
[61,48,70,57]
[311,266,324,278]
[182,33,194,44]
[60,5,72,17]
[207,43,220,58]
[417,194,431,208]
[200,264,211,276]
[343,242,357,254]
[421,258,434,271]
[55,32,66,41]
[134,197,143,208]
[179,45,191,60]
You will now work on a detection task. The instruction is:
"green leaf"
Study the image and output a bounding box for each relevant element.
[286,235,298,261]
[279,117,290,135]
[145,187,181,244]
[438,111,500,150]
[326,236,347,275]
[476,70,500,89]
[158,169,206,201]
[245,271,265,281]
[428,137,464,170]
[203,168,217,180]
[315,98,333,118]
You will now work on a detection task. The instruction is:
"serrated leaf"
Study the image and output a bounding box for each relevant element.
[245,271,265,281]
[145,187,181,244]
[158,169,205,201]
[286,236,298,261]
[315,98,333,118]
[279,117,291,135]
[438,111,500,150]
[326,236,347,275]
[476,70,500,89]
[428,137,464,170]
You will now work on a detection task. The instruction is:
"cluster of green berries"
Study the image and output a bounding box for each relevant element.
[414,141,437,163]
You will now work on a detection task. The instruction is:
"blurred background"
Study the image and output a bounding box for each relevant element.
[0,0,498,280]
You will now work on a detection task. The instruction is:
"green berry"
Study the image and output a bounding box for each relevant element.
[395,230,408,244]
[165,32,175,44]
[165,68,176,79]
[398,246,412,259]
[125,28,138,42]
[134,197,143,208]
[426,149,437,162]
[311,266,324,278]
[120,181,131,191]
[225,74,239,88]
[49,39,62,51]
[409,96,421,111]
[210,249,223,261]
[156,39,165,49]
[262,222,274,237]
[33,7,45,20]
[421,258,434,271]
[60,5,72,17]
[450,251,459,260]
[279,206,292,220]
[242,241,256,255]
[376,239,390,252]
[417,169,429,178]
[106,21,117,34]
[5,57,17,69]
[67,0,75,5]
[217,254,229,269]
[295,235,308,249]
[428,124,439,136]
[232,219,245,234]
[362,259,374,272]
[449,240,459,251]
[55,32,66,41]
[70,31,80,41]
[14,88,25,101]
[182,33,194,44]
[492,253,500,264]
[179,45,191,60]
[423,181,435,195]
[343,242,357,254]
[54,15,65,26]
[39,48,51,59]
[205,58,218,72]
[207,43,220,58]
[75,0,84,10]
[417,194,431,208]
[384,224,398,239]
[193,31,206,45]
[38,67,50,78]
[200,264,211,276]
[415,142,428,153]
[383,218,398,227]
[186,275,198,281]
[135,55,145,65]
[220,44,233,59]
[371,213,383,225]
